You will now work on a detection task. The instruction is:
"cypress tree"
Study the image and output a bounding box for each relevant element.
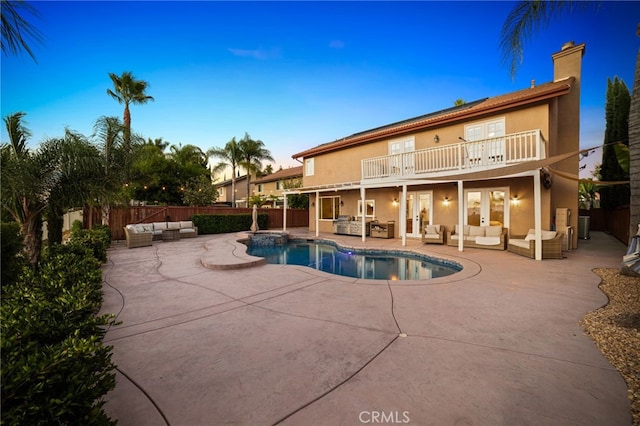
[599,77,630,209]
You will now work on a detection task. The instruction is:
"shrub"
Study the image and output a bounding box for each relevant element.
[191,213,269,234]
[1,222,25,287]
[1,243,117,425]
[92,223,112,241]
[69,226,111,263]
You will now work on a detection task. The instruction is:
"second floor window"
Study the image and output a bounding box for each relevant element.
[305,158,314,176]
[257,184,263,193]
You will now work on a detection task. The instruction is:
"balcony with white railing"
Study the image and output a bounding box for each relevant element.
[361,129,546,180]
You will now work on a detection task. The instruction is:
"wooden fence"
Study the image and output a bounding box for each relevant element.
[580,206,630,244]
[84,206,309,241]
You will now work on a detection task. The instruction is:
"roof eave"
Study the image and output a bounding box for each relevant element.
[291,80,572,160]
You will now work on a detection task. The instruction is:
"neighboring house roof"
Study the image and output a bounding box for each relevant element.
[215,174,248,187]
[253,166,303,184]
[291,77,574,160]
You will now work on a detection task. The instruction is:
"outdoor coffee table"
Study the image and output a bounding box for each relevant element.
[162,229,181,241]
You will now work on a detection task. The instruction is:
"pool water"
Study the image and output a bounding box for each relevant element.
[246,239,461,280]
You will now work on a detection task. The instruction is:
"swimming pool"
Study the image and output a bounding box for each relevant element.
[246,239,461,280]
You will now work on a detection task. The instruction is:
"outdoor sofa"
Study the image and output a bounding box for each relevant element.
[507,229,564,259]
[124,221,198,249]
[446,224,508,250]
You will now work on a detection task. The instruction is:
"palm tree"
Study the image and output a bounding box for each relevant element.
[208,137,243,206]
[500,1,639,245]
[45,129,103,244]
[147,137,170,152]
[93,116,125,225]
[0,0,43,61]
[238,133,274,202]
[106,71,154,161]
[1,114,64,265]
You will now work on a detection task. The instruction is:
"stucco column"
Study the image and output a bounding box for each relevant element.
[283,193,288,231]
[401,185,407,246]
[360,186,366,242]
[458,180,464,252]
[534,170,542,260]
[315,191,320,237]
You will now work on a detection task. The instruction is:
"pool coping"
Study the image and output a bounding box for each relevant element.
[200,230,481,285]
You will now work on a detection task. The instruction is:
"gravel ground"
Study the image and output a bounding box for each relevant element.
[580,268,640,425]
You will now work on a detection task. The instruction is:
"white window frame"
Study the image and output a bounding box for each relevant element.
[276,181,282,190]
[319,195,340,220]
[305,158,314,176]
[464,117,505,141]
[357,199,375,218]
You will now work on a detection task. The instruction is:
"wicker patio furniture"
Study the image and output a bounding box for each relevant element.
[422,224,445,244]
[508,230,564,259]
[124,225,153,249]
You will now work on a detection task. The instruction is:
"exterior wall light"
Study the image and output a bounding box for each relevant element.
[511,195,520,205]
[443,197,450,206]
[434,134,440,143]
[392,198,398,207]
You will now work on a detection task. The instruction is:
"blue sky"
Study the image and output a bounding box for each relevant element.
[1,1,638,178]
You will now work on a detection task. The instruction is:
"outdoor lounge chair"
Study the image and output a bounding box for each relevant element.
[507,230,564,259]
[124,225,153,249]
[422,224,445,244]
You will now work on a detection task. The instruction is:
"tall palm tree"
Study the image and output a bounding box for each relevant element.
[93,116,125,225]
[238,133,274,202]
[106,71,154,162]
[208,137,243,206]
[500,1,639,245]
[0,0,43,61]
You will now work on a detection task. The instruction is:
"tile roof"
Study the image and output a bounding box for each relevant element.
[291,77,574,160]
[252,166,303,184]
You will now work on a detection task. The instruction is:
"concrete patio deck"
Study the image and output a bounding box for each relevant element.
[101,230,632,425]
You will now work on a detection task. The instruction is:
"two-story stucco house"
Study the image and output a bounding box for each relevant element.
[252,166,303,207]
[289,42,586,260]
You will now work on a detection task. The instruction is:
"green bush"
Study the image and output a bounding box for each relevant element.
[191,213,269,234]
[1,222,25,287]
[91,223,112,241]
[1,243,116,425]
[69,225,111,263]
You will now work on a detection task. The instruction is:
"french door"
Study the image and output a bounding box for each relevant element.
[406,191,432,237]
[464,188,507,227]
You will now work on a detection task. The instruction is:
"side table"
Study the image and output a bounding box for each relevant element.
[162,229,181,241]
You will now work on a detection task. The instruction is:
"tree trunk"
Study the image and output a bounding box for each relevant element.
[102,202,110,226]
[47,204,64,245]
[628,49,640,243]
[22,214,43,269]
[231,166,236,206]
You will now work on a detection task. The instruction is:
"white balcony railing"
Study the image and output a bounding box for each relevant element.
[361,129,546,180]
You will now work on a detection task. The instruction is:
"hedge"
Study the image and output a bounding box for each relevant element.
[1,222,25,287]
[1,229,117,425]
[191,213,269,234]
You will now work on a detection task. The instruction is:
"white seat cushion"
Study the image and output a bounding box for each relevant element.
[179,221,194,229]
[476,236,501,246]
[509,239,530,249]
